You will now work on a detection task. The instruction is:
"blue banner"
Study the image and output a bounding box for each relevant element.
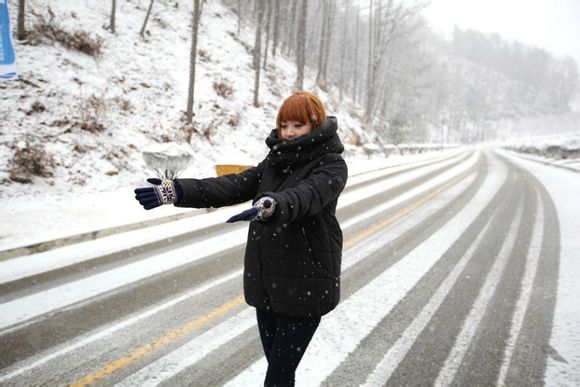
[0,0,18,80]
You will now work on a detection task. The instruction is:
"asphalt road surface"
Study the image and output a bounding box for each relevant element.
[0,149,569,386]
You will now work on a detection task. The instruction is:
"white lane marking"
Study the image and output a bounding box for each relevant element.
[0,270,242,383]
[224,169,480,387]
[435,201,524,386]
[339,151,470,208]
[0,206,242,285]
[123,161,479,387]
[363,207,496,386]
[0,150,461,286]
[341,172,479,275]
[116,307,255,387]
[0,152,466,286]
[497,190,544,385]
[0,228,247,332]
[499,148,580,386]
[0,152,474,381]
[341,152,479,230]
[228,154,507,386]
[0,153,474,332]
[346,150,464,187]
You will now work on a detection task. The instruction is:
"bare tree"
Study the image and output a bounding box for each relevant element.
[186,0,202,126]
[236,0,242,35]
[295,0,308,90]
[365,0,375,124]
[353,5,360,107]
[366,1,428,129]
[17,0,26,40]
[139,0,155,39]
[339,0,348,102]
[253,0,265,107]
[109,0,117,33]
[315,0,329,86]
[322,1,335,84]
[271,0,281,58]
[263,1,272,70]
[284,1,298,56]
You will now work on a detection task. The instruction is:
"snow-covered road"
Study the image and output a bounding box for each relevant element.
[0,149,578,386]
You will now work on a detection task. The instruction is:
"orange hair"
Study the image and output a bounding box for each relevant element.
[276,91,327,130]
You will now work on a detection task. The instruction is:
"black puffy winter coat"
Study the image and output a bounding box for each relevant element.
[174,117,348,317]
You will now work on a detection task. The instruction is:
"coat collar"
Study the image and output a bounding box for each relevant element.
[265,116,344,173]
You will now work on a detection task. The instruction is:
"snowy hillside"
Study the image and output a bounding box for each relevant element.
[0,0,367,199]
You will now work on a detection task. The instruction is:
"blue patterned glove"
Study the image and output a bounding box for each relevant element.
[134,178,177,210]
[226,197,276,223]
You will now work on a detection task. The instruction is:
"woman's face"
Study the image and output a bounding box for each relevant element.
[280,120,313,140]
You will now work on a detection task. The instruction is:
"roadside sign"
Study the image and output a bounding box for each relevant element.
[0,0,18,81]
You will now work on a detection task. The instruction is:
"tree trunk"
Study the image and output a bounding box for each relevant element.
[353,5,360,107]
[186,0,201,126]
[139,0,155,39]
[295,0,308,91]
[305,0,322,57]
[263,1,272,70]
[296,0,308,90]
[17,0,26,40]
[271,0,280,58]
[339,0,348,102]
[253,0,265,107]
[237,0,241,36]
[321,0,334,85]
[315,0,328,86]
[284,0,298,56]
[109,0,117,33]
[364,0,374,125]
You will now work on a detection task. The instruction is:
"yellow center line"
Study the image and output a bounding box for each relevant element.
[343,168,472,250]
[69,295,245,386]
[71,168,473,386]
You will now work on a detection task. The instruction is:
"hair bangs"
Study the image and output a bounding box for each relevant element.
[276,91,326,130]
[277,99,310,127]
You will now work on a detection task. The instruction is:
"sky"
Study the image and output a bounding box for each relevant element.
[422,0,580,65]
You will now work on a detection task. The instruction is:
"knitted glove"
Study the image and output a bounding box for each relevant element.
[134,178,178,210]
[226,197,276,223]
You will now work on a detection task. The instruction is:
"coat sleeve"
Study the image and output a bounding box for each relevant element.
[173,161,264,208]
[257,155,348,225]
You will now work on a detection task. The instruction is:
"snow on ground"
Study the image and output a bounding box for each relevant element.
[501,133,580,172]
[0,0,372,201]
[1,0,579,383]
[0,151,458,251]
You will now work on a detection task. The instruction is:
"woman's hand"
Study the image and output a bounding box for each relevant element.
[226,197,276,223]
[134,178,177,210]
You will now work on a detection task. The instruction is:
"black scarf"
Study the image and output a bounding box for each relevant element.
[265,116,344,173]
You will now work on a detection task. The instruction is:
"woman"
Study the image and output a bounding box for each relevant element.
[135,91,348,386]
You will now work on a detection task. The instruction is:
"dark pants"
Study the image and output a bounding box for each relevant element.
[256,309,321,387]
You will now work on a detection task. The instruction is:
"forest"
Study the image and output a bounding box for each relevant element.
[1,0,578,193]
[226,0,578,143]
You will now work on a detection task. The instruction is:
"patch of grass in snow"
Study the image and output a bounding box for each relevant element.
[9,142,55,183]
[26,7,104,57]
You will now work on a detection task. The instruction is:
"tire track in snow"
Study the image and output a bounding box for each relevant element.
[111,154,481,386]
[227,153,506,386]
[0,151,480,384]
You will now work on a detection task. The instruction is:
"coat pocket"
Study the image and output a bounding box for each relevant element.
[301,227,333,277]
